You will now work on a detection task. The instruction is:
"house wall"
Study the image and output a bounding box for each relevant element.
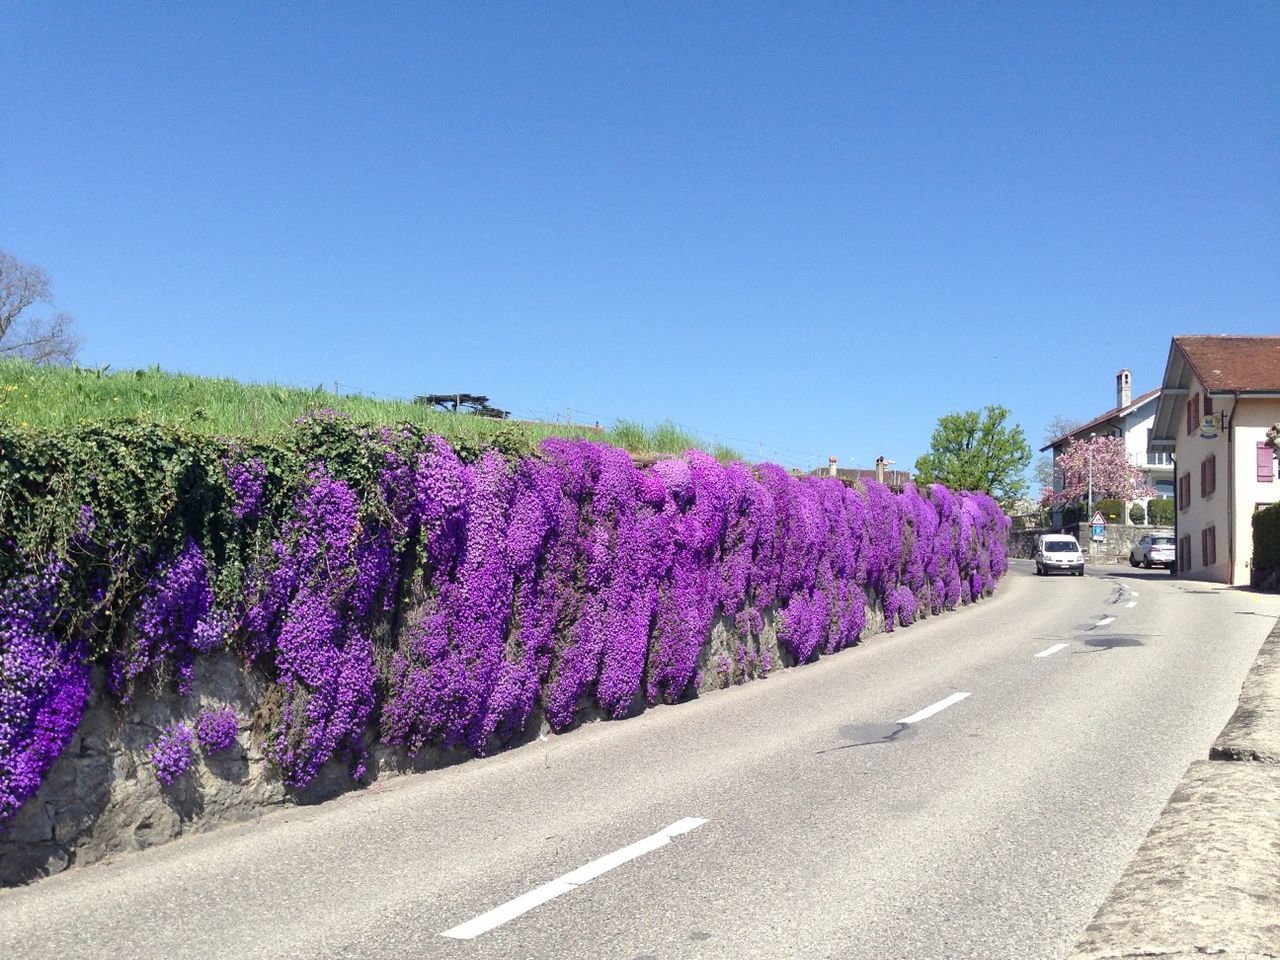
[1174,376,1232,583]
[1231,397,1280,585]
[1126,398,1175,500]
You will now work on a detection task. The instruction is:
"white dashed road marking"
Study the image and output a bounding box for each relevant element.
[1096,616,1116,628]
[1125,601,1137,609]
[441,818,709,940]
[897,692,971,725]
[1035,643,1068,658]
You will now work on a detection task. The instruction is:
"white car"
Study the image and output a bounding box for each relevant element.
[1034,534,1085,577]
[1130,534,1176,569]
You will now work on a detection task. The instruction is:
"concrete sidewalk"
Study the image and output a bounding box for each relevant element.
[1070,616,1280,960]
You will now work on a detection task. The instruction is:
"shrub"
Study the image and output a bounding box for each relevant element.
[1129,502,1146,525]
[1253,503,1280,572]
[1148,499,1175,526]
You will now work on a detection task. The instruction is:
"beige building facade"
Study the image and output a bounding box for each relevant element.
[1151,336,1280,585]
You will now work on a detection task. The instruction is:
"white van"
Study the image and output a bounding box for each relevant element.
[1034,534,1085,577]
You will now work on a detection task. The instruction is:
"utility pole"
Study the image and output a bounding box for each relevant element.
[1087,432,1095,519]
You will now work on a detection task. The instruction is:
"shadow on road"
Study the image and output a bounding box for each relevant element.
[817,722,915,754]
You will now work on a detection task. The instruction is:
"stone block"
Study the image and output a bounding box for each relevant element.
[1070,760,1280,960]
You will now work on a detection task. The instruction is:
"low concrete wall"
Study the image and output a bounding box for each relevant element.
[1069,617,1280,959]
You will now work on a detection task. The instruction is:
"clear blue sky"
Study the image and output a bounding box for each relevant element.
[4,2,1277,478]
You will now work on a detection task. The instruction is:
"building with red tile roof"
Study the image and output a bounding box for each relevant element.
[1151,335,1280,584]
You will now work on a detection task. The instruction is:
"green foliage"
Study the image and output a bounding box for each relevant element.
[0,413,540,659]
[1095,498,1125,524]
[1253,503,1280,572]
[1129,502,1146,525]
[1147,498,1174,526]
[913,405,1032,505]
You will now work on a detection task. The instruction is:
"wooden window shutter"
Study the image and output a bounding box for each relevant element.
[1260,442,1275,483]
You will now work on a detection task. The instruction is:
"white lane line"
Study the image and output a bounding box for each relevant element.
[441,817,709,940]
[1096,616,1116,627]
[1035,643,1068,658]
[1125,600,1137,609]
[897,692,970,725]
[1130,592,1140,598]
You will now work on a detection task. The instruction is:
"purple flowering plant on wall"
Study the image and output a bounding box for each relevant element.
[0,412,1010,825]
[196,707,238,754]
[147,722,194,786]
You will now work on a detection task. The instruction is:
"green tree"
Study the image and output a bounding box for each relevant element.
[914,405,1032,504]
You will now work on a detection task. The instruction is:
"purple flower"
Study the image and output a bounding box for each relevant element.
[195,707,238,754]
[0,558,91,824]
[147,723,195,785]
[225,456,266,520]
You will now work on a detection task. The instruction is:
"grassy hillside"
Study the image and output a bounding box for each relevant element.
[0,360,740,461]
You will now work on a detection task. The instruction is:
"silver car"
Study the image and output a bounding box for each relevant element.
[1130,534,1175,569]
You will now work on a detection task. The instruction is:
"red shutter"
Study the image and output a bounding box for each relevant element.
[1260,442,1275,483]
[1204,395,1214,415]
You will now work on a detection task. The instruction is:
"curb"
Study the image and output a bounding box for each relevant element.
[1210,621,1280,764]
[1068,617,1280,960]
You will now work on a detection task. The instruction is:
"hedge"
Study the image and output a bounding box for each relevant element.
[0,414,1009,823]
[1253,503,1280,573]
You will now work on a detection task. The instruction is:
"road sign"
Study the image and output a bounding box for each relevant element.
[1091,524,1105,541]
[1090,511,1106,526]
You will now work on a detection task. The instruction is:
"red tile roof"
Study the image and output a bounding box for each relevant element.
[1175,335,1280,392]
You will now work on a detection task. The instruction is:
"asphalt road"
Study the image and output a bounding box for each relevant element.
[3,562,1277,960]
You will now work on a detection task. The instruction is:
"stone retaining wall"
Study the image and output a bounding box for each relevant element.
[0,601,894,886]
[1009,524,1174,565]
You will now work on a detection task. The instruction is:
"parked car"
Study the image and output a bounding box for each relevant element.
[1034,534,1085,576]
[1130,534,1176,569]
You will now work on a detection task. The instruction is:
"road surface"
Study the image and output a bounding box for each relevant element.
[3,561,1277,959]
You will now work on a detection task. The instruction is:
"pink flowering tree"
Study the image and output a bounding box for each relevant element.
[1042,435,1156,508]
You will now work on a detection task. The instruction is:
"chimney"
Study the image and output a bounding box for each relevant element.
[1117,368,1132,408]
[875,456,885,484]
[827,456,838,478]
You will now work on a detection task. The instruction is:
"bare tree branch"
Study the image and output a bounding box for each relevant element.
[0,250,81,365]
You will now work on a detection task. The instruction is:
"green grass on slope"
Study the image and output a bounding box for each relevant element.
[0,360,742,462]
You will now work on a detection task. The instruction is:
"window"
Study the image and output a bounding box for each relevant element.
[1260,442,1275,483]
[1201,526,1217,567]
[1179,472,1191,510]
[1146,429,1171,465]
[1200,454,1216,497]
